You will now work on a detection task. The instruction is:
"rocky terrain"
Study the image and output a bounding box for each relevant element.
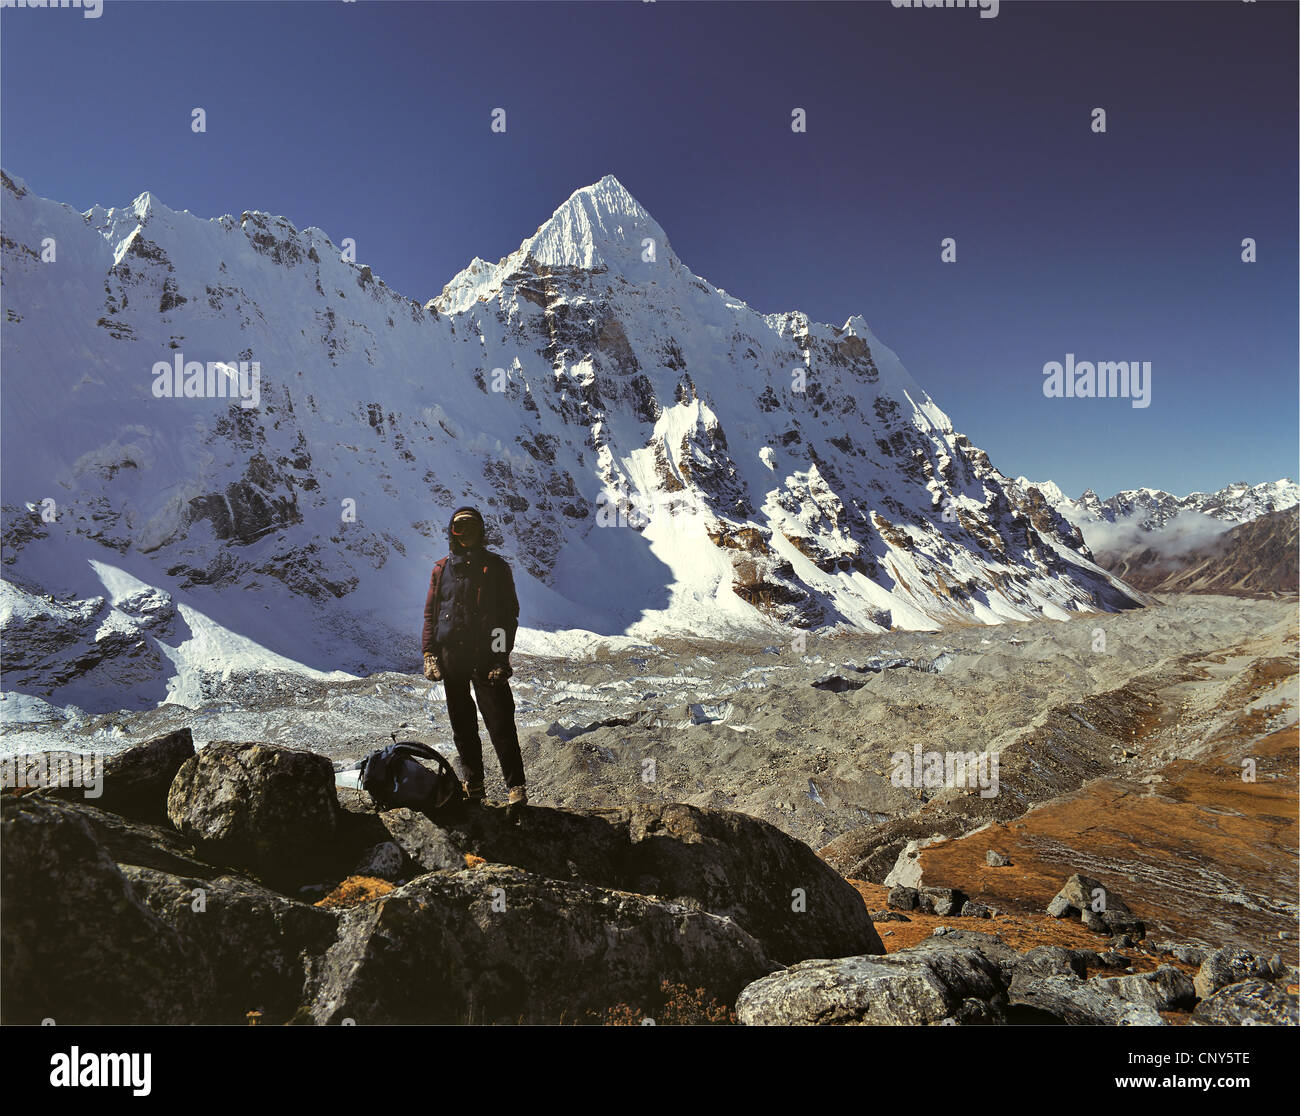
[4,726,1293,1026]
[3,591,1295,1026]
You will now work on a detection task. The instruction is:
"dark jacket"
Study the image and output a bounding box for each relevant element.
[421,506,519,678]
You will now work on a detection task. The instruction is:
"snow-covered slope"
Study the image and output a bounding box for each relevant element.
[0,169,1147,713]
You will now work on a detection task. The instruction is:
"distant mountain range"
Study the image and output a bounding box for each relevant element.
[1098,507,1298,597]
[1022,477,1297,534]
[1017,478,1298,597]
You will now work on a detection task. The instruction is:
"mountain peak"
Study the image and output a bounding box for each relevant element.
[518,173,672,271]
[435,176,677,312]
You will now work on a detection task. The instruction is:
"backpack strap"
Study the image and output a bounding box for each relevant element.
[432,557,447,611]
[391,741,442,763]
[391,741,463,807]
[391,741,459,782]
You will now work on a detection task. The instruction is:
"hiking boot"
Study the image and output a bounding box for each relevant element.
[506,785,528,823]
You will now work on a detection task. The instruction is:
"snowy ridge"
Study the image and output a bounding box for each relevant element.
[1018,475,1300,556]
[1,168,1148,714]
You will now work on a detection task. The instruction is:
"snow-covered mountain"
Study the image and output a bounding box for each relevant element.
[0,170,1146,714]
[1024,478,1299,531]
[1017,476,1299,558]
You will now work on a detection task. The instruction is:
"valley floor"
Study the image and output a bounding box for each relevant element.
[4,591,1295,986]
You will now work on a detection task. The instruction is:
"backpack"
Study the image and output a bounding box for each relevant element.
[357,738,465,813]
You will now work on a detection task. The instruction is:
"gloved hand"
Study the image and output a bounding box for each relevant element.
[423,653,442,682]
[485,663,510,685]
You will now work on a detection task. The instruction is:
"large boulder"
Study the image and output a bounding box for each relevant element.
[38,728,195,824]
[381,802,624,879]
[167,741,340,885]
[1045,873,1145,939]
[306,864,779,1025]
[122,864,339,1024]
[1193,947,1280,1000]
[737,930,1016,1026]
[1006,972,1165,1025]
[1094,966,1196,1013]
[613,804,883,964]
[1191,980,1298,1026]
[53,798,219,877]
[374,800,884,964]
[1013,945,1095,980]
[0,795,210,1025]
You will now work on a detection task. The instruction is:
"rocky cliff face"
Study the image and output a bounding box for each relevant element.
[1,170,1145,709]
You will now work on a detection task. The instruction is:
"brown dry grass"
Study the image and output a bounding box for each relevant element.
[314,875,395,909]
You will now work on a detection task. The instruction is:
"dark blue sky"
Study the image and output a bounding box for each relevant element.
[3,0,1295,498]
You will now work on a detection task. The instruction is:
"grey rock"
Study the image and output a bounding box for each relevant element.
[870,910,911,923]
[1047,873,1131,916]
[1194,948,1277,1000]
[736,933,1012,1026]
[122,863,338,1024]
[374,800,885,965]
[42,728,195,824]
[887,885,920,911]
[960,901,992,919]
[1045,873,1143,938]
[1007,971,1165,1026]
[918,887,966,917]
[54,798,219,877]
[985,850,1011,867]
[1192,980,1298,1026]
[1,795,209,1025]
[306,864,778,1025]
[167,741,340,886]
[811,673,868,693]
[1095,965,1196,1012]
[1046,894,1073,919]
[1081,908,1107,933]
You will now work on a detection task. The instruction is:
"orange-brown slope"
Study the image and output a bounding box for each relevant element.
[912,719,1297,957]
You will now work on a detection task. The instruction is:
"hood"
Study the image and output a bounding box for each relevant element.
[447,505,485,550]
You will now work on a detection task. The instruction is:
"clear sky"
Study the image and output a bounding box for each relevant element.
[2,0,1295,499]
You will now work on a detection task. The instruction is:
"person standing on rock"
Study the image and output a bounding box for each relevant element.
[421,506,527,820]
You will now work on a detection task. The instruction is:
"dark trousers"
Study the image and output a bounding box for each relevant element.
[443,674,525,790]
